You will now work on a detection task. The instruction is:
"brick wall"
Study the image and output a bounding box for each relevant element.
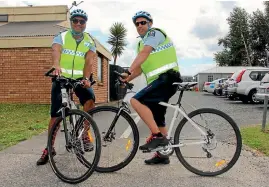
[0,47,108,104]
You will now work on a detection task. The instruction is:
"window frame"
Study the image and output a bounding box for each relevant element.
[208,75,213,82]
[97,54,103,83]
[0,14,8,22]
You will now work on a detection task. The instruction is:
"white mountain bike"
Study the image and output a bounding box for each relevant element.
[87,71,242,177]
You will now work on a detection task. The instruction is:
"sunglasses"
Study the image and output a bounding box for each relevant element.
[72,19,86,25]
[135,21,148,27]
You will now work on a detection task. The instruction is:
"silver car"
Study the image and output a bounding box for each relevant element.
[256,73,269,102]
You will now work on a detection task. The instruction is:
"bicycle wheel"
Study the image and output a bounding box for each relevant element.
[174,108,242,176]
[87,106,139,173]
[47,109,101,184]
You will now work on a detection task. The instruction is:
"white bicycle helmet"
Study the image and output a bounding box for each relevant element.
[70,9,88,21]
[132,11,153,23]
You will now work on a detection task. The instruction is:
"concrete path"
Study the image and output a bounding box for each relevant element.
[1,92,269,187]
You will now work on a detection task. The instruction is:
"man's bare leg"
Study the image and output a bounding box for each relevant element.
[159,127,168,137]
[83,99,95,112]
[130,98,160,134]
[82,99,95,151]
[130,98,169,151]
[36,117,57,165]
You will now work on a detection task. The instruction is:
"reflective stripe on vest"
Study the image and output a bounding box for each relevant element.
[145,61,178,79]
[140,40,174,55]
[61,68,83,76]
[62,49,85,57]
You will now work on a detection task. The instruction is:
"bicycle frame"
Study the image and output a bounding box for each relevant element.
[60,87,87,142]
[111,71,208,150]
[158,102,208,148]
[120,86,208,150]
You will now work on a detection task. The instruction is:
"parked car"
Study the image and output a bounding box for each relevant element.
[228,67,269,104]
[223,78,233,97]
[207,78,228,95]
[256,72,269,103]
[227,71,243,100]
[203,82,211,92]
[215,78,228,96]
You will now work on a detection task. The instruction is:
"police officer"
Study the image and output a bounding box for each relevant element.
[121,11,182,165]
[37,9,96,165]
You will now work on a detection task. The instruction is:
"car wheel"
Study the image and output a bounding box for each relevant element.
[248,89,260,104]
[228,95,234,100]
[240,95,248,104]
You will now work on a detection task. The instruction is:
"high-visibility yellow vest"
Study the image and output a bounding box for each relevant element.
[59,30,95,79]
[137,28,179,84]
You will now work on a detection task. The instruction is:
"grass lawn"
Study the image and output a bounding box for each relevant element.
[0,104,50,151]
[241,124,269,156]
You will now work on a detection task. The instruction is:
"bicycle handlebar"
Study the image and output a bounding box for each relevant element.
[113,70,134,90]
[44,67,96,88]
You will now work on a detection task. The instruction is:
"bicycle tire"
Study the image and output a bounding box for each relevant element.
[47,109,101,184]
[174,108,242,177]
[87,106,139,173]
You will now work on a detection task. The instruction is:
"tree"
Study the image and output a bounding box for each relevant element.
[214,49,232,66]
[107,22,127,65]
[264,1,269,17]
[215,7,252,66]
[227,7,252,66]
[249,9,269,66]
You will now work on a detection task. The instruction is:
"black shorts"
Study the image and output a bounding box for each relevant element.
[50,80,95,117]
[132,69,182,127]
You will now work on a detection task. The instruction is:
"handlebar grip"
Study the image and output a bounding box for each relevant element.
[45,67,55,76]
[91,80,96,86]
[89,73,94,82]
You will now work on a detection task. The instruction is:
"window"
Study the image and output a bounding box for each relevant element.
[97,55,103,82]
[0,14,8,22]
[260,71,268,81]
[249,71,268,81]
[250,71,258,81]
[208,75,213,82]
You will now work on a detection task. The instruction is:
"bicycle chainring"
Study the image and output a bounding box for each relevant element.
[157,140,174,157]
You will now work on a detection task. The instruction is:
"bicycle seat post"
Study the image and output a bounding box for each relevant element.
[177,85,184,106]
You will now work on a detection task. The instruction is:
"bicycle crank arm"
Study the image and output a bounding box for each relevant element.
[141,145,175,153]
[141,141,207,153]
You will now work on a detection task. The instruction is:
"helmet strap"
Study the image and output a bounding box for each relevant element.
[147,23,151,32]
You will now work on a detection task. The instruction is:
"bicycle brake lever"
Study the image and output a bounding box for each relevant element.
[91,80,96,86]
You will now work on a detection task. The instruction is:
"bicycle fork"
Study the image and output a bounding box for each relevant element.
[59,88,73,149]
[103,107,127,141]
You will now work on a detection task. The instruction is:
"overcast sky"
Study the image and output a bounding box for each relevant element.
[1,0,266,76]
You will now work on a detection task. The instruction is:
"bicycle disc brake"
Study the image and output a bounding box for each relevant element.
[102,131,116,147]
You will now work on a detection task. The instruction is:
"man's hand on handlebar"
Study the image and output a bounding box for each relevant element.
[52,65,62,76]
[81,79,91,88]
[120,72,130,83]
[113,70,134,90]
